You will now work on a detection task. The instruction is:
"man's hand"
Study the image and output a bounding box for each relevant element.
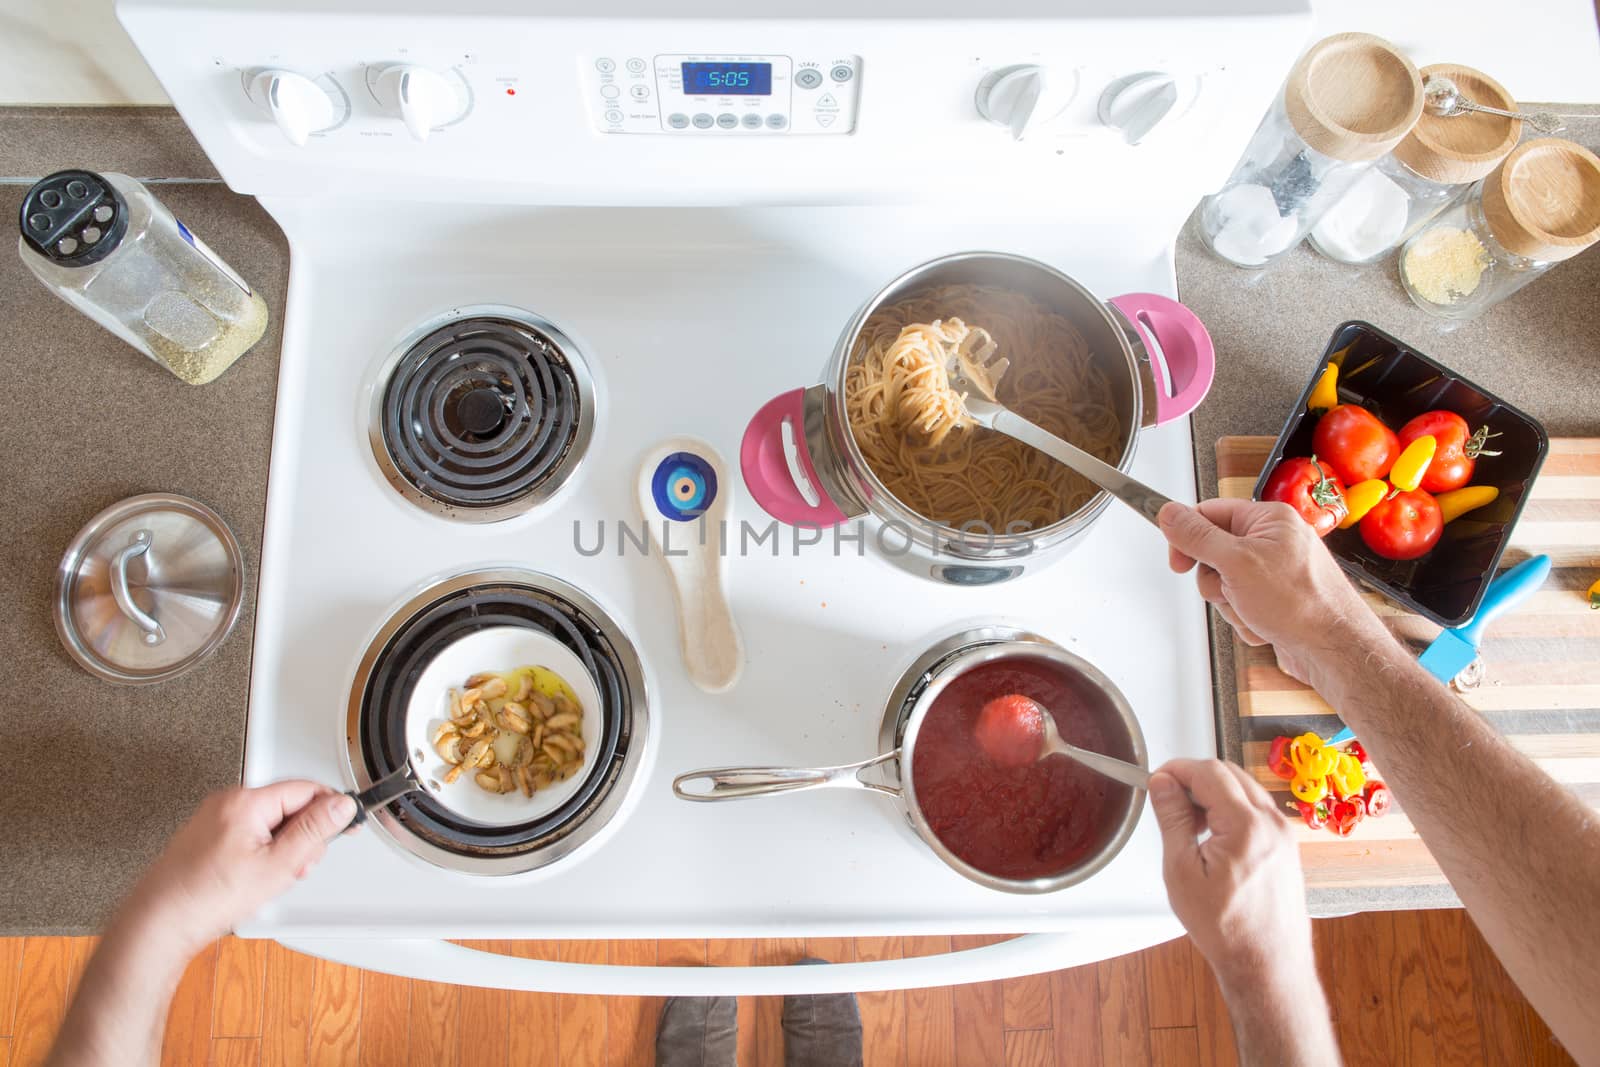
[1158,499,1391,686]
[1149,759,1313,991]
[128,781,356,953]
[1150,759,1340,1065]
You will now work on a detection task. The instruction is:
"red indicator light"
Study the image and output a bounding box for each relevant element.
[506,88,516,96]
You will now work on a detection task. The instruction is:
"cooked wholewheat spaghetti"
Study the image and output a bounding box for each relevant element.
[844,284,1122,531]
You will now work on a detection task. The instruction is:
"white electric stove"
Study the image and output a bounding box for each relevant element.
[121,0,1311,993]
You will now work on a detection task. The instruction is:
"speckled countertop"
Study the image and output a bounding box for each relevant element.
[1,107,1596,933]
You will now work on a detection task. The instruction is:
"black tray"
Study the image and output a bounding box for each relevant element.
[1252,321,1548,628]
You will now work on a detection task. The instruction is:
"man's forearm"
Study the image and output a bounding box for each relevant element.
[1217,969,1341,1067]
[47,896,197,1067]
[1309,635,1600,1061]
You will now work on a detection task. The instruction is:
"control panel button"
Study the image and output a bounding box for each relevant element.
[604,108,624,123]
[626,57,647,74]
[693,113,715,128]
[630,84,650,100]
[716,112,739,128]
[668,113,690,129]
[595,58,616,73]
[741,113,763,129]
[816,113,836,128]
[817,93,838,108]
[600,85,619,99]
[766,113,788,129]
[830,64,854,83]
[794,68,823,90]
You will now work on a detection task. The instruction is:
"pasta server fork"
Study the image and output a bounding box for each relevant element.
[950,344,1174,527]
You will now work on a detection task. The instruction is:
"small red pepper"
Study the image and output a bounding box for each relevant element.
[1328,797,1365,837]
[1295,799,1330,831]
[1346,740,1368,764]
[1363,781,1391,818]
[1268,736,1297,781]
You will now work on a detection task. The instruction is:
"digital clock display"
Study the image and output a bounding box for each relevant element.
[682,62,772,96]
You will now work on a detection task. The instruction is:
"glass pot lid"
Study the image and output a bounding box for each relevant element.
[53,493,244,684]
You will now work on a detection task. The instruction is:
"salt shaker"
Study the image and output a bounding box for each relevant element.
[18,170,268,385]
[1310,64,1521,265]
[1196,33,1423,268]
[1398,138,1600,319]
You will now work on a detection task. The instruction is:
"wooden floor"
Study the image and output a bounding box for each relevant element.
[0,911,1575,1066]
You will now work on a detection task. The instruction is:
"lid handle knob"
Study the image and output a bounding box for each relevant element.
[111,530,166,646]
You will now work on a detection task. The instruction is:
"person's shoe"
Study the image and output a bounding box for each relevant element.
[782,958,863,1067]
[655,995,738,1067]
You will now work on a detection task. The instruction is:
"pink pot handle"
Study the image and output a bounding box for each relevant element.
[1108,292,1215,425]
[740,388,849,527]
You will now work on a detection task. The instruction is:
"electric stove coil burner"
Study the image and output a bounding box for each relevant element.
[372,309,595,522]
[345,569,648,876]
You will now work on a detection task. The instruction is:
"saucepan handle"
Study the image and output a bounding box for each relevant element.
[1108,293,1215,427]
[740,386,851,527]
[673,750,900,801]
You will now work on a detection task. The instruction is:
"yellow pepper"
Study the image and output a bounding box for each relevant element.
[1328,752,1366,798]
[1286,732,1338,803]
[1589,578,1600,610]
[1389,435,1436,492]
[1436,485,1499,523]
[1307,364,1339,413]
[1338,479,1389,529]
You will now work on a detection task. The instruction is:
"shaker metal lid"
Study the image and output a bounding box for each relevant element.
[1283,33,1423,162]
[54,493,245,684]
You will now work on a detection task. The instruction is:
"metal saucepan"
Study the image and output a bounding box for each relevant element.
[738,251,1215,585]
[673,631,1147,894]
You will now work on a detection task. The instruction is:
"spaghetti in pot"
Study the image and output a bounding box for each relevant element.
[843,284,1123,531]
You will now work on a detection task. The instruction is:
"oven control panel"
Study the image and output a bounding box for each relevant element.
[585,53,860,135]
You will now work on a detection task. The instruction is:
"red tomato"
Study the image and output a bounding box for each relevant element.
[1363,781,1391,818]
[1312,405,1400,484]
[1359,489,1443,561]
[1261,456,1347,537]
[1397,410,1497,493]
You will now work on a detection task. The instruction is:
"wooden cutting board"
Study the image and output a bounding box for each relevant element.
[1217,435,1600,891]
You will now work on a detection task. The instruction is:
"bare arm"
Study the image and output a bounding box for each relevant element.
[49,784,355,1067]
[1310,641,1600,1059]
[1160,499,1600,1064]
[1150,760,1341,1067]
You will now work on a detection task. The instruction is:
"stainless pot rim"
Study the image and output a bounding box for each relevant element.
[822,250,1145,548]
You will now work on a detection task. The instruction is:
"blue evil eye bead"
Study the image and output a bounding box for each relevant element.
[651,451,718,522]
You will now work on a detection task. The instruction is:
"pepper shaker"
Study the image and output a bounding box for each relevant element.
[1196,33,1423,268]
[18,170,269,385]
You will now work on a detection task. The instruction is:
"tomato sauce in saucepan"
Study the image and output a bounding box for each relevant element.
[912,658,1122,881]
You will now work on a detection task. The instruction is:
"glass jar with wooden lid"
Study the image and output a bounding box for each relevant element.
[1399,138,1600,318]
[1196,32,1423,268]
[1310,64,1521,265]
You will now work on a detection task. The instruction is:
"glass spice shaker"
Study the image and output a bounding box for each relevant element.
[1196,33,1423,269]
[1399,138,1600,319]
[17,170,268,385]
[1310,64,1521,266]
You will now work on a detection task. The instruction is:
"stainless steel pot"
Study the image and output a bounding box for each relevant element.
[740,252,1215,584]
[672,628,1147,894]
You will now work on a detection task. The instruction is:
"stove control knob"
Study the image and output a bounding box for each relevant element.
[975,64,1076,140]
[1097,71,1179,145]
[371,64,465,141]
[245,69,336,147]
